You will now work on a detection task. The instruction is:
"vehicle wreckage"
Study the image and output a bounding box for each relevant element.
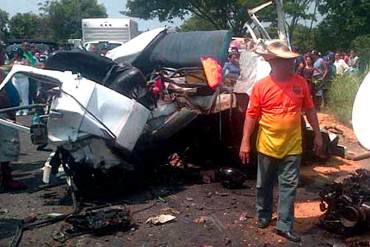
[0,1,344,199]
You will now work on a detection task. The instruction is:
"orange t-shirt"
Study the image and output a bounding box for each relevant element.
[247,74,314,159]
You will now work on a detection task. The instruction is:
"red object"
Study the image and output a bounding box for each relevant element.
[201,57,223,90]
[151,77,164,96]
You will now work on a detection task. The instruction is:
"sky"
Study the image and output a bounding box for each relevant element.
[1,0,183,30]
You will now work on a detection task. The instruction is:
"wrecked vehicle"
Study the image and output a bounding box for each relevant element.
[0,1,344,199]
[0,29,236,197]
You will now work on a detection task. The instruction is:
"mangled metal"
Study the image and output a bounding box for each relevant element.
[319,169,370,234]
[0,1,344,198]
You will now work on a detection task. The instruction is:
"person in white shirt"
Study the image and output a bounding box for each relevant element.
[233,41,271,112]
[334,53,349,76]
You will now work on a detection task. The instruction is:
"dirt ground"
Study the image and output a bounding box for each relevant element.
[1,113,370,247]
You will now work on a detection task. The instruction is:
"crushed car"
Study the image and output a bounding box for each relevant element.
[0,0,344,200]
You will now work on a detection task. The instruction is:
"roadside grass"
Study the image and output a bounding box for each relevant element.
[324,72,366,124]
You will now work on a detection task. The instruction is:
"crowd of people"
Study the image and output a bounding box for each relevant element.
[223,44,360,110]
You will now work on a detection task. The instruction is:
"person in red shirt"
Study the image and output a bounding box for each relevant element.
[239,40,323,242]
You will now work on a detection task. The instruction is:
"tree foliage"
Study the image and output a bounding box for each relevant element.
[125,0,316,37]
[351,34,370,66]
[317,0,370,51]
[40,0,107,42]
[124,0,268,35]
[0,9,9,41]
[8,13,43,40]
[179,15,217,32]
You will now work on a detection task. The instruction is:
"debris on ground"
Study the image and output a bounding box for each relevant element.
[146,214,176,225]
[0,208,9,214]
[218,167,247,188]
[65,205,131,232]
[193,216,208,224]
[319,169,370,234]
[238,212,249,222]
[200,170,216,184]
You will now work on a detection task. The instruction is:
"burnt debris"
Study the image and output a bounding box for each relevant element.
[319,169,370,235]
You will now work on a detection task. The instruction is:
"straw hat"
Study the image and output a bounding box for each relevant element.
[255,39,300,60]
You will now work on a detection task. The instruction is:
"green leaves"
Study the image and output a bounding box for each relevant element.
[317,0,370,51]
[40,0,107,42]
[8,13,43,40]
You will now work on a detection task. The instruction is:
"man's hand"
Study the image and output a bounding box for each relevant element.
[313,133,323,156]
[239,142,251,165]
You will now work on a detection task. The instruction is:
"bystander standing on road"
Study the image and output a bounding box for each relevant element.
[239,40,323,243]
[0,50,27,191]
[297,54,319,97]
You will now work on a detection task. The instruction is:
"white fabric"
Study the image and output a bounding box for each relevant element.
[334,59,349,75]
[11,73,29,107]
[233,50,271,95]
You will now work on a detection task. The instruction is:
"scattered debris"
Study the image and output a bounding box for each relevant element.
[168,153,184,168]
[239,212,249,222]
[319,169,370,234]
[65,205,131,233]
[23,214,38,224]
[215,191,229,197]
[146,214,176,225]
[193,216,208,224]
[218,167,247,189]
[200,170,216,184]
[0,208,9,214]
[161,208,181,216]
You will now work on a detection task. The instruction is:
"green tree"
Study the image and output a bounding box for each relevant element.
[290,24,316,52]
[125,0,316,37]
[351,34,370,68]
[125,0,270,35]
[316,0,370,51]
[0,9,9,41]
[179,15,217,32]
[8,13,43,39]
[40,0,107,42]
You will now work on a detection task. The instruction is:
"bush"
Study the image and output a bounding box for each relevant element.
[325,73,365,123]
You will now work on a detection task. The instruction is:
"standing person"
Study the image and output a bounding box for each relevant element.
[0,68,27,191]
[11,48,30,116]
[223,53,241,79]
[297,54,318,96]
[239,41,323,243]
[334,53,349,76]
[311,51,328,110]
[348,50,359,73]
[21,42,37,66]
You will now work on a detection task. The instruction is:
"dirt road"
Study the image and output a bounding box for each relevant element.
[1,114,369,247]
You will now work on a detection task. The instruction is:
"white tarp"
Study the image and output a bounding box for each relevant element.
[352,72,370,150]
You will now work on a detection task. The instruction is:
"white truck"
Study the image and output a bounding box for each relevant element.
[82,18,140,54]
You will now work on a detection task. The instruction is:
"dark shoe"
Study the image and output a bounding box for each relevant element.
[0,162,28,191]
[257,218,271,229]
[275,229,301,242]
[3,180,28,191]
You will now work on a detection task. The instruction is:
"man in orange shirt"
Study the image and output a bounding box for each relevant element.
[239,40,323,242]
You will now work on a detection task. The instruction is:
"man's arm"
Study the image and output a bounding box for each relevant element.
[240,115,258,164]
[305,108,323,155]
[320,61,328,80]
